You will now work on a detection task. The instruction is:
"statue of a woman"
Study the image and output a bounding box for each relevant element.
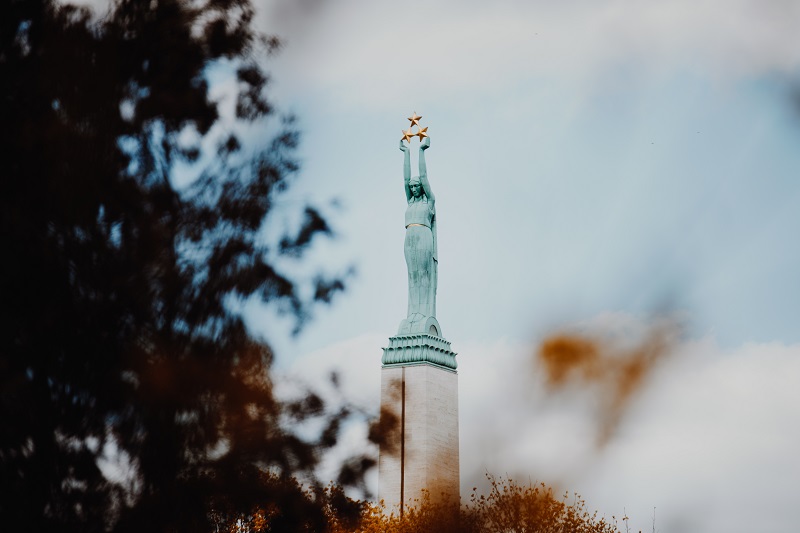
[398,137,440,336]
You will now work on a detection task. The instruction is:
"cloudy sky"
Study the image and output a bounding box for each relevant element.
[229,1,800,531]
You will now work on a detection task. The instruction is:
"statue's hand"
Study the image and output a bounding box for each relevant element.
[399,140,409,153]
[420,137,430,151]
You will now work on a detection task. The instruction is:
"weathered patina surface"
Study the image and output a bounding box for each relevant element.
[398,136,439,336]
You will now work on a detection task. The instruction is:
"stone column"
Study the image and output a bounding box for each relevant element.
[378,335,459,513]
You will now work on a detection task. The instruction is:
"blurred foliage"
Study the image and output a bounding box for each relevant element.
[324,476,621,533]
[0,0,354,531]
[221,476,622,532]
[537,323,677,447]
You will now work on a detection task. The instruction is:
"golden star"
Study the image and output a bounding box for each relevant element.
[407,112,422,127]
[415,126,428,140]
[401,128,414,142]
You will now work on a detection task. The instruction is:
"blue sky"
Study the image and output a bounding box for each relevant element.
[246,2,800,355]
[220,1,800,531]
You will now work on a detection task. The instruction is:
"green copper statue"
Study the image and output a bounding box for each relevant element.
[398,136,441,337]
[382,115,457,367]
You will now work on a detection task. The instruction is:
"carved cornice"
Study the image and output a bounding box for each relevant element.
[382,334,458,370]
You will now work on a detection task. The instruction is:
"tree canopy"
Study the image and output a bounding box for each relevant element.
[0,1,350,531]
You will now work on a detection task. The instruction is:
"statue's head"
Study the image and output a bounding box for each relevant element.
[409,177,423,198]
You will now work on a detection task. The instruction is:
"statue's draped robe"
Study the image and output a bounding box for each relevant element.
[404,196,437,318]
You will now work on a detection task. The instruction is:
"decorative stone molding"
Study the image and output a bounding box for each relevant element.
[382,333,458,370]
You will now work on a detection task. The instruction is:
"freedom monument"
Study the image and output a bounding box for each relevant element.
[378,113,460,512]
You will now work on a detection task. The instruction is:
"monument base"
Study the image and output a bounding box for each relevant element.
[379,331,459,513]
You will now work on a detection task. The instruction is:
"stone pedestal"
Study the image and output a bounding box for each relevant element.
[378,334,459,513]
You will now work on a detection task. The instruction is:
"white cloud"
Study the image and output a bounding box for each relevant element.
[260,0,800,109]
[575,337,800,532]
[288,320,800,532]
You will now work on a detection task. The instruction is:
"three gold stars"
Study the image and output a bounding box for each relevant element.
[400,112,429,142]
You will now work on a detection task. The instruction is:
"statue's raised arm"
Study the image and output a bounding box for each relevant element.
[417,138,434,205]
[400,140,411,202]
